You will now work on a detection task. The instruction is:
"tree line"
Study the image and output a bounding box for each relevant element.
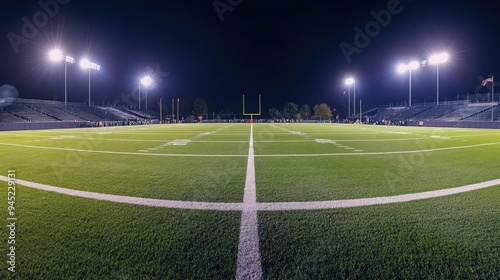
[268,102,333,120]
[190,98,334,121]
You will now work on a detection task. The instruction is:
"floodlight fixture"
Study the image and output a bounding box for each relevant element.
[80,58,101,107]
[398,61,420,73]
[80,58,100,71]
[429,52,449,105]
[49,49,76,106]
[139,75,154,111]
[397,63,407,73]
[429,52,449,65]
[49,49,64,61]
[345,77,355,85]
[344,77,356,117]
[141,75,153,87]
[397,61,420,107]
[408,61,420,70]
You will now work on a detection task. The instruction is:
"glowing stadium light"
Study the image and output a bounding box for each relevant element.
[408,61,420,70]
[49,49,64,61]
[139,75,154,111]
[141,75,153,86]
[49,49,76,106]
[345,77,356,117]
[80,58,100,71]
[397,63,407,73]
[429,52,449,65]
[429,52,449,105]
[345,77,355,86]
[397,61,420,73]
[80,58,101,107]
[397,61,420,107]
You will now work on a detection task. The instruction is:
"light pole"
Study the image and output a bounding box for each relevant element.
[140,75,153,111]
[49,49,75,106]
[80,58,100,107]
[345,77,356,117]
[398,61,420,107]
[429,52,449,105]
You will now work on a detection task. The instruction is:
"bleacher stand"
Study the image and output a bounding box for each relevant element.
[0,98,154,124]
[435,105,492,121]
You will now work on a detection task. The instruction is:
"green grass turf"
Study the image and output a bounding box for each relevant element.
[259,186,500,279]
[0,124,248,202]
[0,186,241,279]
[253,124,500,201]
[0,123,499,278]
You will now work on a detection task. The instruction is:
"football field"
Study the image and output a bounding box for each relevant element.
[1,123,499,279]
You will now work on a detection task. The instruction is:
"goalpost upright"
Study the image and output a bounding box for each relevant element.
[242,94,262,123]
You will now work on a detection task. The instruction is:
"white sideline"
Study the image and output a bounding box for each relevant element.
[236,124,263,280]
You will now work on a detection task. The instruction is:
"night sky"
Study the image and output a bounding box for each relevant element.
[0,0,499,116]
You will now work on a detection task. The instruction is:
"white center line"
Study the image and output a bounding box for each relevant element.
[236,124,263,280]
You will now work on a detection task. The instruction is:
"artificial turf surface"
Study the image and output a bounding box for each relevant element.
[0,123,499,278]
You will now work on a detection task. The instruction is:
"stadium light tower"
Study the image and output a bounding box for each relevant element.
[398,61,420,107]
[429,52,449,105]
[49,49,75,106]
[140,75,153,111]
[345,77,356,117]
[80,58,100,107]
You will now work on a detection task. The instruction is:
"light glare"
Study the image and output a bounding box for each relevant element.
[49,49,63,61]
[141,75,153,87]
[408,61,420,70]
[398,61,420,73]
[397,64,407,73]
[80,59,100,70]
[345,77,355,85]
[80,58,90,69]
[429,52,449,65]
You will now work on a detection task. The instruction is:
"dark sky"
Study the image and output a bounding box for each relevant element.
[0,0,499,116]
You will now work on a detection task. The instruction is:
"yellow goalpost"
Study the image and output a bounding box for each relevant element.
[242,94,261,123]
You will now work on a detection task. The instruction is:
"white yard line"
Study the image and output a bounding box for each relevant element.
[0,176,499,212]
[1,141,499,158]
[0,142,247,157]
[236,124,263,280]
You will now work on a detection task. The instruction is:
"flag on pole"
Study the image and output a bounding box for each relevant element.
[482,77,493,86]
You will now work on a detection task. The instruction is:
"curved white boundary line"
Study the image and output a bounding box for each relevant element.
[0,141,499,158]
[1,176,498,211]
[0,176,241,211]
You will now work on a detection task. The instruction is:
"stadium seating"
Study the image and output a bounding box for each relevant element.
[464,105,500,121]
[410,105,460,121]
[2,104,59,122]
[0,99,155,123]
[0,109,26,123]
[435,105,492,121]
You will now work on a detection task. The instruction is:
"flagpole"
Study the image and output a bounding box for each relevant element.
[492,76,494,103]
